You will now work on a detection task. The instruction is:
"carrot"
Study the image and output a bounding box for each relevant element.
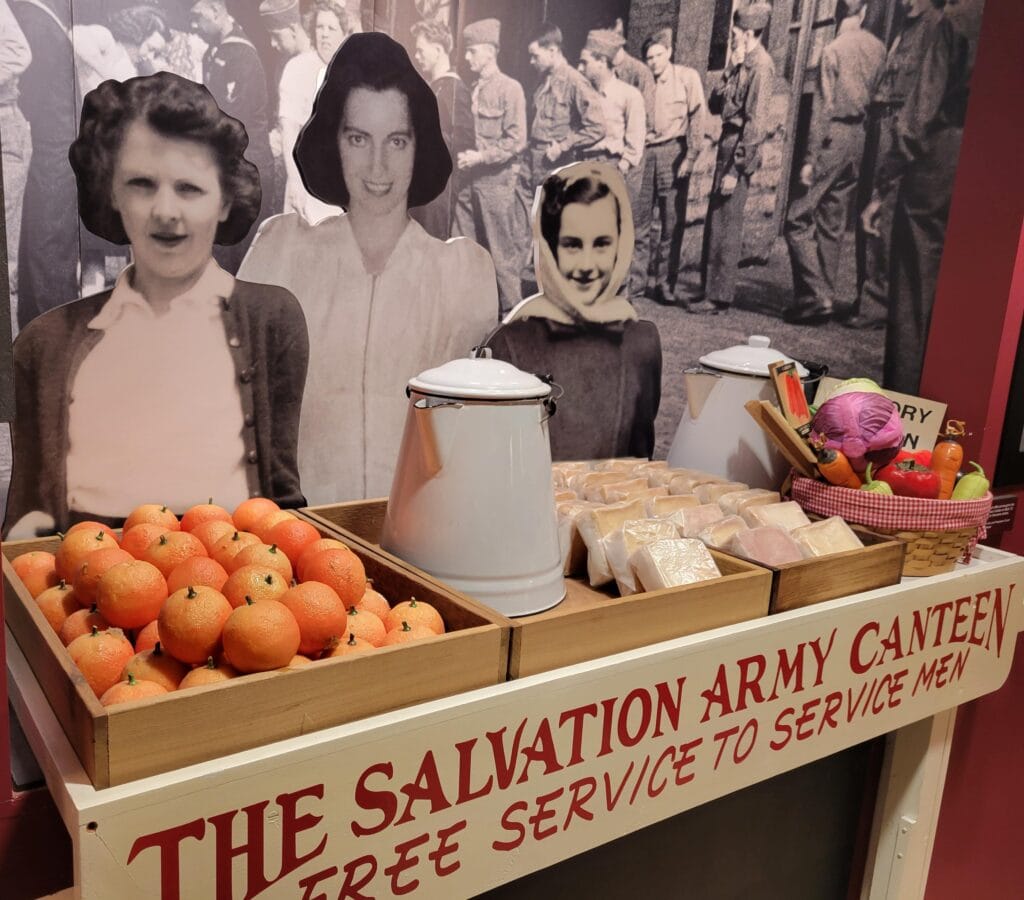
[815,446,862,490]
[931,420,965,500]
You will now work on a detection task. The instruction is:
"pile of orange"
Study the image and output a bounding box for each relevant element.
[12,498,447,706]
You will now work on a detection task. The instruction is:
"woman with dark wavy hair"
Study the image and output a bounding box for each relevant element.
[4,72,309,538]
[239,32,498,504]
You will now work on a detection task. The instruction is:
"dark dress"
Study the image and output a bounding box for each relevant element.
[488,317,662,461]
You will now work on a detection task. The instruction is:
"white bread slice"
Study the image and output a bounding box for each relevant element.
[577,499,646,586]
[630,539,721,591]
[669,503,726,538]
[719,489,780,516]
[694,481,749,504]
[791,516,864,558]
[645,493,700,518]
[742,501,812,531]
[604,519,679,595]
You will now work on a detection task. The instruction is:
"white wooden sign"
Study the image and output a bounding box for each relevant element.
[11,550,1024,899]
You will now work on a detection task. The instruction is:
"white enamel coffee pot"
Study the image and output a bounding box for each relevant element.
[380,351,566,617]
[667,336,825,488]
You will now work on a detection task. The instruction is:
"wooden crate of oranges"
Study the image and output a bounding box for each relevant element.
[2,498,510,789]
[300,501,773,679]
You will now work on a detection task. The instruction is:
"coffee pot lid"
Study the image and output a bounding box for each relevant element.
[698,335,809,378]
[409,354,552,400]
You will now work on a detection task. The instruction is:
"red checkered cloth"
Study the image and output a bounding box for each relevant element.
[790,475,992,558]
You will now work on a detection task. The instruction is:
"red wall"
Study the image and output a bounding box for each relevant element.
[922,2,1024,897]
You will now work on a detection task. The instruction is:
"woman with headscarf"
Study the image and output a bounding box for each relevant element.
[487,161,662,461]
[238,32,498,504]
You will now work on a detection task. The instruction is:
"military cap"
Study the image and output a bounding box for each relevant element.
[464,18,500,49]
[584,29,625,59]
[734,3,772,31]
[258,0,300,29]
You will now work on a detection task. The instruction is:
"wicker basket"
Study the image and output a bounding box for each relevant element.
[790,476,993,577]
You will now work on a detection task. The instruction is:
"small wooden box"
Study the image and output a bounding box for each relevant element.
[300,502,773,680]
[721,526,907,614]
[2,526,509,789]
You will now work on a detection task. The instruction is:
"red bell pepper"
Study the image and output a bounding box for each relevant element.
[876,460,941,499]
[894,448,933,468]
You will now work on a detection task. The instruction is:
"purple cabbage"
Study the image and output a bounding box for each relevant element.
[810,391,903,474]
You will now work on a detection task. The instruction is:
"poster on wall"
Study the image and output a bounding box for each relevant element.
[0,0,987,533]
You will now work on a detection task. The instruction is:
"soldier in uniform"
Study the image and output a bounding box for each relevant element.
[410,17,473,241]
[693,4,774,315]
[579,31,645,217]
[783,0,884,324]
[454,18,527,315]
[863,0,972,393]
[517,23,604,256]
[636,28,706,305]
[190,0,275,271]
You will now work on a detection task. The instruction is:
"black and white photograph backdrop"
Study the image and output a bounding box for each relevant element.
[0,0,987,527]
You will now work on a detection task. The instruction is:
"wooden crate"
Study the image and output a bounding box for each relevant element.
[721,526,907,614]
[300,502,773,679]
[2,526,509,789]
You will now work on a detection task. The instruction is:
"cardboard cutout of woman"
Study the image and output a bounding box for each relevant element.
[237,32,498,504]
[488,161,662,461]
[4,72,309,538]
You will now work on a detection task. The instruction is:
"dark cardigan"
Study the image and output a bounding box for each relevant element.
[488,318,662,461]
[4,279,309,536]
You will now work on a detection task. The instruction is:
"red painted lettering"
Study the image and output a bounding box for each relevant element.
[127,818,205,900]
[850,622,880,674]
[652,678,686,737]
[517,718,564,784]
[735,654,767,710]
[428,820,466,878]
[529,787,565,840]
[628,756,651,805]
[712,725,739,770]
[492,801,528,851]
[672,737,701,785]
[700,665,733,722]
[455,739,494,804]
[277,785,327,880]
[770,707,794,750]
[298,866,337,900]
[794,698,820,740]
[648,746,675,798]
[208,801,271,900]
[603,761,635,810]
[384,833,430,895]
[563,777,597,829]
[486,720,529,789]
[395,751,451,826]
[338,855,377,900]
[617,688,652,747]
[949,596,972,643]
[558,703,598,766]
[597,697,618,756]
[351,762,397,837]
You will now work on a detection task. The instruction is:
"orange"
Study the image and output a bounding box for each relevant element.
[123,503,180,533]
[58,605,110,646]
[381,621,436,646]
[100,673,169,706]
[158,585,233,666]
[222,598,301,673]
[296,538,351,581]
[12,550,60,598]
[191,519,237,554]
[265,518,321,567]
[222,564,289,608]
[232,497,281,534]
[66,520,119,543]
[143,531,208,580]
[209,530,261,571]
[356,579,391,622]
[342,606,386,647]
[122,644,189,692]
[34,581,81,633]
[229,542,293,580]
[71,546,135,606]
[253,510,296,543]
[180,501,233,534]
[134,619,161,653]
[278,581,347,657]
[166,556,229,595]
[96,560,168,630]
[326,632,376,658]
[302,549,366,608]
[120,523,171,560]
[67,627,135,698]
[55,529,119,581]
[178,657,239,690]
[384,598,445,635]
